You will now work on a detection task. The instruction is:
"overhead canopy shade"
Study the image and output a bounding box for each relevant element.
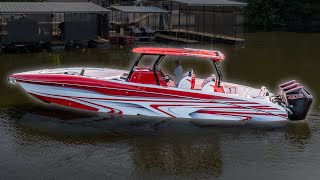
[133,47,225,62]
[109,6,169,13]
[172,0,247,7]
[0,2,110,14]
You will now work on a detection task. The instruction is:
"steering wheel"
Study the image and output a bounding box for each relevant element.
[163,74,173,83]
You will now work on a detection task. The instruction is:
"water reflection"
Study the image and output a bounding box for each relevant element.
[131,133,223,177]
[7,106,224,177]
[14,106,169,137]
[0,105,314,178]
[51,53,61,66]
[285,122,311,144]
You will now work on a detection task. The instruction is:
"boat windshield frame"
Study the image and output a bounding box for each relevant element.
[126,53,223,87]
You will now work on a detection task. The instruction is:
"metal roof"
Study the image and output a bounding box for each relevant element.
[109,6,169,13]
[133,47,225,62]
[172,0,247,6]
[0,2,110,14]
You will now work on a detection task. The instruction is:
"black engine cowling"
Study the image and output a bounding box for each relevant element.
[271,80,313,121]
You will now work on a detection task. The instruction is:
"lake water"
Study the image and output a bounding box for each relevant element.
[0,32,319,179]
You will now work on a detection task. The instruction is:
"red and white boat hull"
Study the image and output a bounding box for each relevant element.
[14,76,289,123]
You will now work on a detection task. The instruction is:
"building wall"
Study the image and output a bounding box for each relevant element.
[46,0,159,6]
[45,0,128,6]
[46,0,101,5]
[46,0,93,2]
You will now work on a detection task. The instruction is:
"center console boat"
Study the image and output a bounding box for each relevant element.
[9,47,313,124]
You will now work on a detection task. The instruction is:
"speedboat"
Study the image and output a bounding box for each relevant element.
[9,47,313,124]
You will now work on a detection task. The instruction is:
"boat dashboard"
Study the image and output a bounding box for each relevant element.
[126,66,171,86]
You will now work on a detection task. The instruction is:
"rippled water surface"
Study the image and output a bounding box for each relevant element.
[0,32,319,179]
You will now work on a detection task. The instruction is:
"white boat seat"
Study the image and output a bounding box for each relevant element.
[178,76,192,89]
[202,81,215,92]
[224,86,237,94]
[224,84,270,98]
[246,86,270,97]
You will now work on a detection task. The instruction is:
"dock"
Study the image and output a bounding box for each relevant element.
[157,29,245,44]
[155,33,198,43]
[109,34,134,46]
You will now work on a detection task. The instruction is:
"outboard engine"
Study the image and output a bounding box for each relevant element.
[271,80,313,120]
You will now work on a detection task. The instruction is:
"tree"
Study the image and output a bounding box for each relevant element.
[245,0,316,30]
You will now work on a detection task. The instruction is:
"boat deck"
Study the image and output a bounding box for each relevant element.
[22,67,128,80]
[82,68,127,79]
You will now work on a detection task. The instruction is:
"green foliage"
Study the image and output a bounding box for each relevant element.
[246,0,316,29]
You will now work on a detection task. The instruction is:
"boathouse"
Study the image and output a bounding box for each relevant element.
[0,2,110,48]
[158,0,247,44]
[108,5,169,42]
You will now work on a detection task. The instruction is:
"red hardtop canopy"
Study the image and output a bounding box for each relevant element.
[132,47,225,62]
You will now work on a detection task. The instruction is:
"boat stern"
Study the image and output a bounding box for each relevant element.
[271,80,313,121]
